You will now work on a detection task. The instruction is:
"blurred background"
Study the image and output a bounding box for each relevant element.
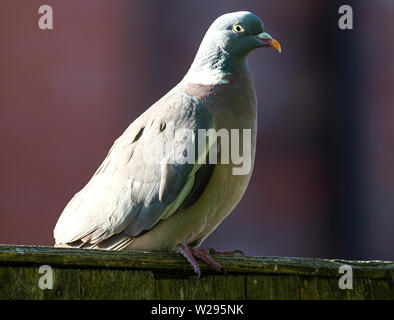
[0,0,393,260]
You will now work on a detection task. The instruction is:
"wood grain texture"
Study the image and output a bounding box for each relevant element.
[0,245,393,300]
[155,275,245,299]
[80,269,154,299]
[0,266,80,300]
[246,275,300,299]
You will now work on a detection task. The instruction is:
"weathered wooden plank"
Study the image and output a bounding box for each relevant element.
[299,276,349,300]
[0,245,393,279]
[43,268,81,300]
[80,269,155,300]
[297,275,394,300]
[0,266,80,300]
[0,266,44,299]
[155,275,245,299]
[0,245,393,300]
[367,278,394,300]
[246,275,300,299]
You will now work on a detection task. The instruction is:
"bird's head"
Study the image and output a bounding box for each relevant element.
[201,11,281,61]
[186,11,281,85]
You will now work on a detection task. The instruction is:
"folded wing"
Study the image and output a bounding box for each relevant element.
[54,90,215,249]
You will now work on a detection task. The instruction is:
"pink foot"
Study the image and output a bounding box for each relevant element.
[177,243,226,278]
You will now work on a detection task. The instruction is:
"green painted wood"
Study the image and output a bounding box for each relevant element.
[0,245,393,278]
[299,276,349,300]
[155,275,245,299]
[298,276,394,300]
[0,266,80,300]
[80,269,155,299]
[43,268,81,300]
[246,275,300,299]
[0,267,45,299]
[0,245,393,300]
[368,278,394,300]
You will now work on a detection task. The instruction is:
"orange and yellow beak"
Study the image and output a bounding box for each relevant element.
[256,32,281,53]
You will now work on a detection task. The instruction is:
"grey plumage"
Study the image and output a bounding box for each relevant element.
[55,90,214,249]
[54,11,281,254]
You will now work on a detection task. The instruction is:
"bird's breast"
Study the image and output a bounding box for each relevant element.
[127,73,258,251]
[177,73,258,243]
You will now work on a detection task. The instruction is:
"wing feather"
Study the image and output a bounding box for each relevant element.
[54,89,214,248]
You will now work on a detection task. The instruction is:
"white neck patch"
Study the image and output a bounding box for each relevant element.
[183,67,229,85]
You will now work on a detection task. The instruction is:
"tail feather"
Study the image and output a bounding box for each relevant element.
[54,233,135,251]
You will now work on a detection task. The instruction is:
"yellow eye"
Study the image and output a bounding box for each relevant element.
[232,24,245,34]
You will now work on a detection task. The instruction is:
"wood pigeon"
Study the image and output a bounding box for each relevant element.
[54,11,281,277]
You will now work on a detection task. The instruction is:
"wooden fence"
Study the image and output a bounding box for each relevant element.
[0,245,393,299]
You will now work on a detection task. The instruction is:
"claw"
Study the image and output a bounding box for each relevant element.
[177,243,227,277]
[177,243,201,277]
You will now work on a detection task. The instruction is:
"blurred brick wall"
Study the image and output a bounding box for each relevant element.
[0,0,393,259]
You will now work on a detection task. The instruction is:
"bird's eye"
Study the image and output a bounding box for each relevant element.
[232,24,245,34]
